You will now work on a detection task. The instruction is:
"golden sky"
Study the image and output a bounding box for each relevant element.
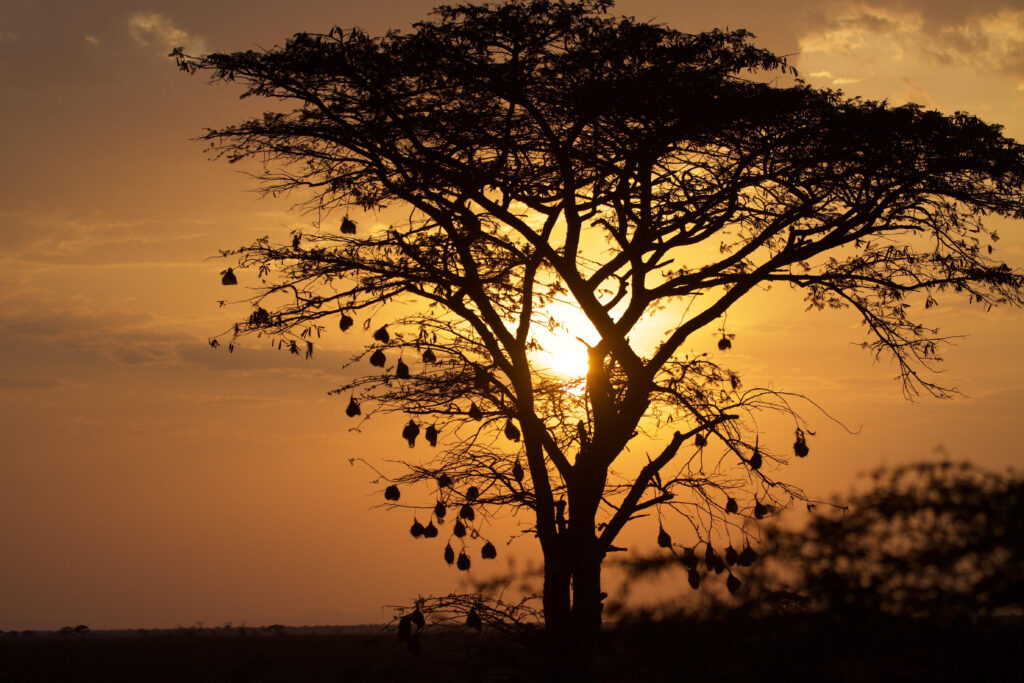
[2,0,1024,630]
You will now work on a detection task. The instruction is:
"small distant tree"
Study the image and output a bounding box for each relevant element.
[179,0,1024,644]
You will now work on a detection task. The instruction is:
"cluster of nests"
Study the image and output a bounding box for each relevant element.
[343,322,527,437]
[657,527,758,595]
[693,428,810,471]
[383,480,498,572]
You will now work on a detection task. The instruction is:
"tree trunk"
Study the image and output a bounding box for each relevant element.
[571,544,604,638]
[542,547,572,640]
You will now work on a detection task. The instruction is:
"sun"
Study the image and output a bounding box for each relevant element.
[530,300,596,381]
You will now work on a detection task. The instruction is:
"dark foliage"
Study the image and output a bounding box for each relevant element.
[741,461,1024,620]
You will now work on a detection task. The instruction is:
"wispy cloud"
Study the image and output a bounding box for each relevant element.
[84,35,100,46]
[128,13,206,56]
[897,78,935,107]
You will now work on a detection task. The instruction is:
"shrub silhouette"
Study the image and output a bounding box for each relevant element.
[740,462,1024,619]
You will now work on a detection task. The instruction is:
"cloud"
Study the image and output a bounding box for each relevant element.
[0,376,68,392]
[798,3,1024,86]
[799,5,922,57]
[932,9,1024,81]
[127,13,206,56]
[84,35,100,46]
[806,70,864,87]
[0,210,217,267]
[897,78,935,107]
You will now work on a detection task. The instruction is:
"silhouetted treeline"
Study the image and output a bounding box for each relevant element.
[736,461,1024,620]
[616,460,1023,622]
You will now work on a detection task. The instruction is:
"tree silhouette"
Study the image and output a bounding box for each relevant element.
[736,462,1024,620]
[178,0,1024,643]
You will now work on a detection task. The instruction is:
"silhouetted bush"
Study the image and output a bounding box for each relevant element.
[738,461,1024,620]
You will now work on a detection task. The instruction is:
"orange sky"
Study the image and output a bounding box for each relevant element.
[2,0,1024,630]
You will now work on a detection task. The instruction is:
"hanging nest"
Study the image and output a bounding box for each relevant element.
[384,485,400,501]
[657,526,672,548]
[681,547,698,570]
[465,486,479,501]
[694,433,707,448]
[727,573,742,595]
[369,349,386,367]
[410,519,425,538]
[248,307,270,326]
[425,424,438,447]
[468,403,483,421]
[339,314,354,332]
[340,216,357,234]
[433,501,446,519]
[480,541,497,559]
[704,542,717,570]
[717,335,732,350]
[687,568,701,590]
[466,608,482,631]
[443,543,455,565]
[423,521,438,538]
[220,267,237,285]
[398,614,412,641]
[794,427,809,457]
[373,325,390,343]
[504,419,520,442]
[512,460,525,482]
[396,358,410,379]
[737,544,758,566]
[725,496,738,514]
[422,348,437,363]
[459,504,475,521]
[473,366,490,391]
[748,450,762,471]
[437,473,453,488]
[456,551,471,571]
[345,397,361,418]
[453,520,467,538]
[753,501,768,519]
[401,420,420,447]
[725,546,740,565]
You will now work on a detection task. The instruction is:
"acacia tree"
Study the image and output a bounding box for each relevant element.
[181,0,1024,640]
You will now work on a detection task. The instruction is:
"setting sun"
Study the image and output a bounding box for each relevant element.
[530,300,597,380]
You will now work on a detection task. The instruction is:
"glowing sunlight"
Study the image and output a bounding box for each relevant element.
[530,299,597,381]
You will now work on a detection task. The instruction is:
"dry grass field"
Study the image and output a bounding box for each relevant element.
[1,615,1019,682]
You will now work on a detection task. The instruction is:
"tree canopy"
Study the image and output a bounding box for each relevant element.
[180,0,1024,643]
